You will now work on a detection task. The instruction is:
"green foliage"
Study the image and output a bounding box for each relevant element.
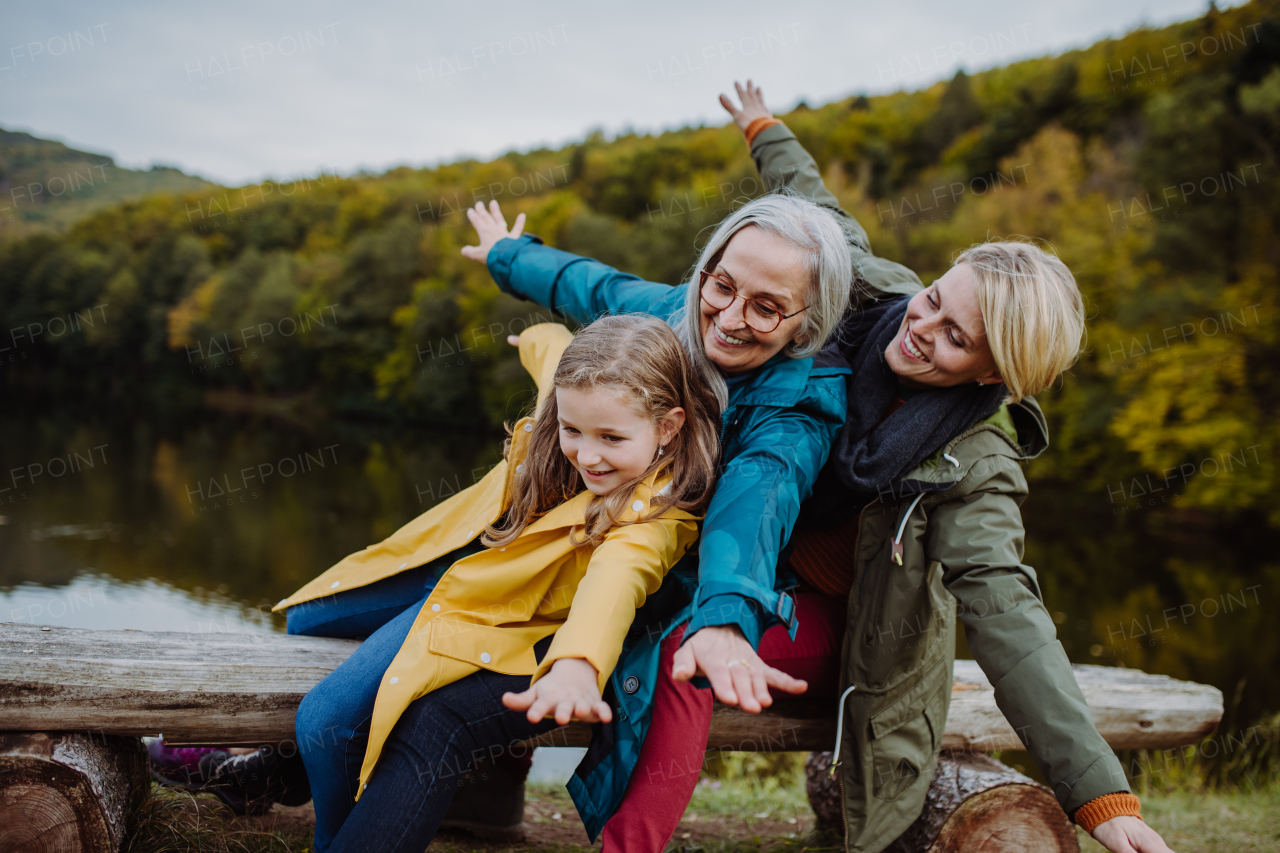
[3,0,1279,509]
[0,128,214,242]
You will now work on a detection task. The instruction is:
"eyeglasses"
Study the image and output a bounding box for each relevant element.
[699,269,809,334]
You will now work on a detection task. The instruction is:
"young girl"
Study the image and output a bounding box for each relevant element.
[274,315,720,853]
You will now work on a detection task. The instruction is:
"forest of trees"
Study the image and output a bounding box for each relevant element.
[2,0,1278,524]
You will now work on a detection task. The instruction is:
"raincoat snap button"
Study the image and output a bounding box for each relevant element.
[390,677,398,684]
[480,652,492,664]
[330,581,340,589]
[523,423,534,432]
[432,603,441,612]
[632,500,644,512]
[516,464,525,474]
[623,675,640,694]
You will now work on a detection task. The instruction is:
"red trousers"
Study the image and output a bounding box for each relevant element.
[600,593,844,852]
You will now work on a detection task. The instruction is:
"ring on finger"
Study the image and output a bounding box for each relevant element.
[726,658,753,672]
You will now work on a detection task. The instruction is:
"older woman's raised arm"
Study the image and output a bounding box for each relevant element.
[722,81,923,303]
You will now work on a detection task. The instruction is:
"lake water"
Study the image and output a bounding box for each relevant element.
[3,410,1276,748]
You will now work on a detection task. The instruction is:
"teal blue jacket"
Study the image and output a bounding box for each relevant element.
[487,234,848,836]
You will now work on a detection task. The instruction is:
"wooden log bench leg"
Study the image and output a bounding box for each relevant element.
[0,732,149,853]
[806,750,1080,853]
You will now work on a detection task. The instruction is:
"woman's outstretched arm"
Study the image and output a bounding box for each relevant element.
[462,200,683,324]
[721,80,923,303]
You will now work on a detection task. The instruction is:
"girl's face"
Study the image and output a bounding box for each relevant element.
[555,386,685,497]
[698,225,811,376]
[883,263,1004,388]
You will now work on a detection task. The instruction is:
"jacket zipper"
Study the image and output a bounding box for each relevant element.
[718,405,737,448]
[839,758,849,848]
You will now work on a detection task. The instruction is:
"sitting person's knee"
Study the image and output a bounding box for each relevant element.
[295,684,348,757]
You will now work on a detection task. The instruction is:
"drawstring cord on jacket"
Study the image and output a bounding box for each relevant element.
[828,684,858,777]
[892,453,956,562]
[835,471,947,773]
[891,492,926,565]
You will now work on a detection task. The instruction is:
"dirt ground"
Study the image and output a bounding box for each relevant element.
[235,783,816,851]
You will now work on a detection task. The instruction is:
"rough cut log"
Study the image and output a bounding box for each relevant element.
[946,659,1221,751]
[806,750,1080,853]
[0,624,360,746]
[0,624,1221,751]
[0,732,148,853]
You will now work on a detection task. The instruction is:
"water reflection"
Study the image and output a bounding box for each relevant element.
[1,571,275,634]
[0,411,501,633]
[1,412,1276,735]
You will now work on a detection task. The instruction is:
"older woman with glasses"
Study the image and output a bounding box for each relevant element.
[460,191,853,843]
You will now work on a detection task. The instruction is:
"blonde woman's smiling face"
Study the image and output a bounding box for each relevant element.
[884,263,1004,388]
[556,386,684,496]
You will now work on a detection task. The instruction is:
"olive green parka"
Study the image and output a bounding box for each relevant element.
[751,123,1130,852]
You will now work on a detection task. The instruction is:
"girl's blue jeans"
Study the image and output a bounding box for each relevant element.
[286,550,558,853]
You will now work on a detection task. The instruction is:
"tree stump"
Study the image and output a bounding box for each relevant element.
[0,732,148,853]
[806,750,1080,853]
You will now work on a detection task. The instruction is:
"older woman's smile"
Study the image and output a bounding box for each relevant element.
[712,322,753,347]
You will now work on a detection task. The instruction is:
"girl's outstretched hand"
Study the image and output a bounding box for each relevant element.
[503,658,613,726]
[719,79,773,132]
[460,200,525,267]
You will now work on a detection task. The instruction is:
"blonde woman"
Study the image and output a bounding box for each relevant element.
[599,83,1177,853]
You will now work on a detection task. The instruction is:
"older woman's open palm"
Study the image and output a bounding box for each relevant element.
[461,200,525,266]
[719,79,772,131]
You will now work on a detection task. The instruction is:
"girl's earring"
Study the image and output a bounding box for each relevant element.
[658,446,664,457]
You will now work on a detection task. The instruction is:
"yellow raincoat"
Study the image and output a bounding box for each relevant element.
[273,324,700,798]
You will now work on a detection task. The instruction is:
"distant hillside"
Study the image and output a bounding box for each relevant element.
[0,128,214,240]
[1,0,1277,525]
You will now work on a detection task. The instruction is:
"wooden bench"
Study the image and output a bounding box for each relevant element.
[0,624,1223,853]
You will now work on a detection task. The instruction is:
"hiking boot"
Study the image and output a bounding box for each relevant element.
[197,749,312,816]
[440,756,529,842]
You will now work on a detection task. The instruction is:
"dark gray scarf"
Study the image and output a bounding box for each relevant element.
[820,296,1006,508]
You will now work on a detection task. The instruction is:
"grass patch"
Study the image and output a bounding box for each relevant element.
[123,775,1280,852]
[1078,783,1280,853]
[124,785,313,853]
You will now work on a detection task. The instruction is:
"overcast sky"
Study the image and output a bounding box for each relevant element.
[1,0,1240,187]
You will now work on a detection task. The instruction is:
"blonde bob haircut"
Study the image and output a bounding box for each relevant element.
[955,240,1086,403]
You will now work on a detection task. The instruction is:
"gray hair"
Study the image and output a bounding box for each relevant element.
[673,192,853,408]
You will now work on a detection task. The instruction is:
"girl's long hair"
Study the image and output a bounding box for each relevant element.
[483,315,721,549]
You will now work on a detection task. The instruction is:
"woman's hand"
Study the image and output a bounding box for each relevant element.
[719,79,773,132]
[502,658,612,726]
[671,624,807,713]
[1092,816,1176,853]
[460,200,525,268]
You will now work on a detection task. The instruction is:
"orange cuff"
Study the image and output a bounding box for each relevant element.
[1074,792,1143,834]
[743,117,782,145]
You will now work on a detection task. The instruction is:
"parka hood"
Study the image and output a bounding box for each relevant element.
[1006,396,1049,459]
[886,396,1049,500]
